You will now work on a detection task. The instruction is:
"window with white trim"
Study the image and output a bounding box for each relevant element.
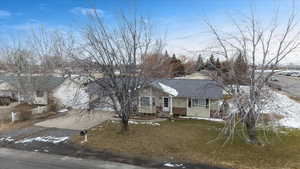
[191,98,208,108]
[140,96,150,106]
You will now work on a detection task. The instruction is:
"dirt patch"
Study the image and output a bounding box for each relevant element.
[262,113,284,122]
[288,96,300,103]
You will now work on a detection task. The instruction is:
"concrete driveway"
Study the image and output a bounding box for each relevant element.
[35,109,115,130]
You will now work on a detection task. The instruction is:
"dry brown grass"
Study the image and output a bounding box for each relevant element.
[72,120,300,169]
[0,121,34,132]
[0,111,57,132]
[288,96,300,103]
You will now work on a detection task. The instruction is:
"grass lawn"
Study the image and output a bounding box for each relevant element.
[72,120,300,169]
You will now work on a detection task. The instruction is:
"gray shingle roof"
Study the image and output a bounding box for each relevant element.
[0,75,64,91]
[151,79,223,99]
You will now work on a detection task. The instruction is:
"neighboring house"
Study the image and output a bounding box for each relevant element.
[0,80,17,105]
[87,79,118,111]
[86,77,144,111]
[138,79,223,118]
[0,75,64,105]
[53,76,89,109]
[175,71,212,80]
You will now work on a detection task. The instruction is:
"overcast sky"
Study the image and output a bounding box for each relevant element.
[0,0,299,64]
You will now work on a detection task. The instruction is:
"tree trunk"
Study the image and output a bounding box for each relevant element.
[120,103,130,133]
[245,113,258,144]
[121,118,129,133]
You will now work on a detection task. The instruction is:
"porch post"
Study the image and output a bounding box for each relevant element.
[150,87,153,113]
[170,96,173,117]
[18,91,20,103]
[208,99,211,118]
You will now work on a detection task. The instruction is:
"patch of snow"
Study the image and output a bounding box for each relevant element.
[164,162,185,168]
[158,82,178,96]
[128,120,139,124]
[229,88,300,129]
[0,137,14,142]
[140,121,160,126]
[57,109,69,113]
[94,106,114,111]
[15,136,69,144]
[179,116,224,122]
[264,91,300,128]
[128,120,160,126]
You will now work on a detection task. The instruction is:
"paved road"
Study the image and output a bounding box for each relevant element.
[0,148,149,169]
[270,75,300,98]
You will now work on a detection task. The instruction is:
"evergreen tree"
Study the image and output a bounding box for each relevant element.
[196,54,205,71]
[234,51,248,84]
[216,58,221,69]
[169,55,185,77]
[206,54,216,70]
[164,50,169,58]
[209,54,216,65]
[172,53,176,59]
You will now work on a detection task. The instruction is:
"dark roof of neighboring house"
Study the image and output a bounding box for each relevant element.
[151,79,223,99]
[87,77,148,95]
[0,75,65,91]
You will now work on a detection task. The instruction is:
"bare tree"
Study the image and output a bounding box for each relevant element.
[205,6,300,143]
[28,27,76,74]
[81,12,161,132]
[1,28,77,104]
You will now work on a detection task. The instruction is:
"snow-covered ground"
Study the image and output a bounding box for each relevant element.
[264,91,300,128]
[230,87,300,129]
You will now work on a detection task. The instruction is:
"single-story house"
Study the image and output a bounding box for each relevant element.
[86,77,224,118]
[138,79,223,118]
[0,75,64,105]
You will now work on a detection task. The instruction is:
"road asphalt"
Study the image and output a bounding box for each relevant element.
[0,148,150,169]
[270,75,300,98]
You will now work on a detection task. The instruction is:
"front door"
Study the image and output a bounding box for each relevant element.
[163,97,169,112]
